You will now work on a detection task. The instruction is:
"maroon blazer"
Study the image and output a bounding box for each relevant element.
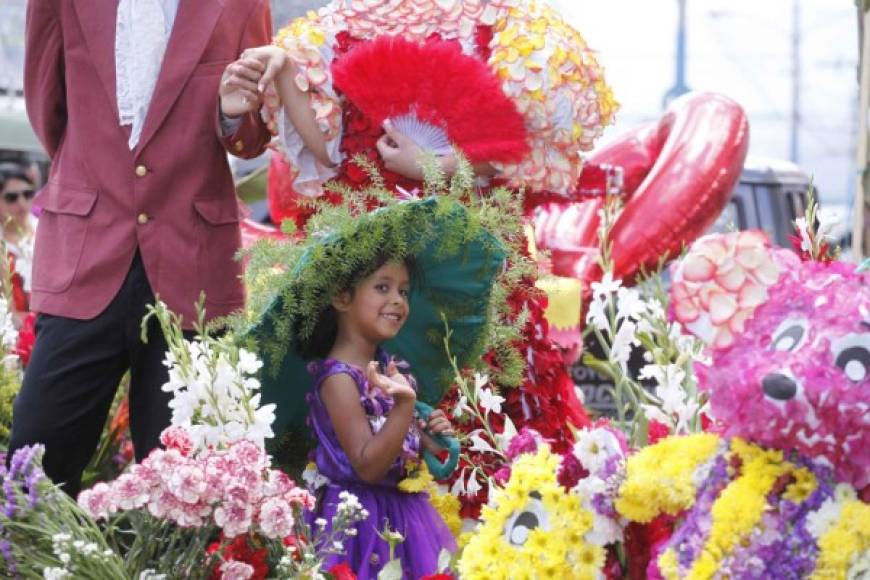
[25,0,272,326]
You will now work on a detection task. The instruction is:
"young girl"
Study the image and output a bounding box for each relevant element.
[302,256,457,579]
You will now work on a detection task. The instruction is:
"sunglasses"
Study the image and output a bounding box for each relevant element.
[3,189,35,204]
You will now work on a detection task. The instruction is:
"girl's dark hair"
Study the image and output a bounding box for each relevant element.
[297,254,418,360]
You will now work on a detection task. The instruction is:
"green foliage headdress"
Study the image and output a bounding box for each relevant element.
[245,196,506,438]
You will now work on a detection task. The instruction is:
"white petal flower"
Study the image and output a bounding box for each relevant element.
[591,271,621,298]
[609,320,639,372]
[616,287,646,322]
[478,387,505,416]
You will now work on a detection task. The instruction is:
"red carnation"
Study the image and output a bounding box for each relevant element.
[206,534,269,580]
[328,562,357,580]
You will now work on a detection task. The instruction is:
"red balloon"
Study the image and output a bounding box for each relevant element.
[534,91,749,287]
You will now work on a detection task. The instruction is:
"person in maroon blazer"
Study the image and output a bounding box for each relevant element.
[10,0,273,496]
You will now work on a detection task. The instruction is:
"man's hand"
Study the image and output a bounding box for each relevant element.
[219,56,267,118]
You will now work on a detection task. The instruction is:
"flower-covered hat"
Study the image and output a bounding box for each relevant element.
[247,196,506,437]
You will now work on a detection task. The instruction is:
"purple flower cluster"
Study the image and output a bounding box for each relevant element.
[722,459,833,578]
[657,449,837,579]
[668,454,730,572]
[0,445,48,576]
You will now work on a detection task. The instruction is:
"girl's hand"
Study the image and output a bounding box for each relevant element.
[419,409,454,437]
[376,120,457,181]
[243,46,290,92]
[367,360,416,403]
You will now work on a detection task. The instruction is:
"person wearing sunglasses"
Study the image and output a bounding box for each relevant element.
[0,162,38,325]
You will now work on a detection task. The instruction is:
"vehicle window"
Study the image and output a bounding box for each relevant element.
[706,199,741,234]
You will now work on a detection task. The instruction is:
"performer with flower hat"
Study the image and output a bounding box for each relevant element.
[220,3,616,515]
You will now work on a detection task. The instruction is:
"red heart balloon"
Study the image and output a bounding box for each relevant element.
[534,91,749,287]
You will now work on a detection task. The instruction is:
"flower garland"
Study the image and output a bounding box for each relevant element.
[686,439,793,579]
[617,433,870,580]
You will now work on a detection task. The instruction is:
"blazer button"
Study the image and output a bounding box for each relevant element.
[135,165,148,177]
[137,213,149,225]
[234,140,244,152]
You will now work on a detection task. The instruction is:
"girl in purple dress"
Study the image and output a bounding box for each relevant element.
[302,257,457,579]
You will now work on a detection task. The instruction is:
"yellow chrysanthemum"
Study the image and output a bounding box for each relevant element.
[812,499,870,579]
[616,433,721,523]
[783,466,818,503]
[458,446,605,579]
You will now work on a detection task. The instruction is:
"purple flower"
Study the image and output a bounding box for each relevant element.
[669,453,730,570]
[0,538,15,575]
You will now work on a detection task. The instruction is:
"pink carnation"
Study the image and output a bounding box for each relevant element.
[286,487,315,510]
[219,560,254,580]
[258,497,295,539]
[160,426,194,456]
[77,482,114,520]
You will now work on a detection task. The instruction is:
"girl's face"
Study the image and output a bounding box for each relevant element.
[334,261,411,343]
[0,177,34,225]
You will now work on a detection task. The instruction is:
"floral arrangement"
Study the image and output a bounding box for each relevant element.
[616,435,869,579]
[612,208,870,578]
[458,444,606,579]
[582,197,708,447]
[0,300,376,579]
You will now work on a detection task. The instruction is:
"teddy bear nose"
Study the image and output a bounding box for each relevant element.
[762,373,797,400]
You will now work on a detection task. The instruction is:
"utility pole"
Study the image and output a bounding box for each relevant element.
[663,0,690,108]
[790,0,801,163]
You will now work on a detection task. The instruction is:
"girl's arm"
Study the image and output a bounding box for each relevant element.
[233,45,333,167]
[320,370,416,484]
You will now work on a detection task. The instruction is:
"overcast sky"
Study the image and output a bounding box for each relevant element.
[553,0,858,205]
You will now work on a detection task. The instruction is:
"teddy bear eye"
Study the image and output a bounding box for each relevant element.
[504,492,550,547]
[770,318,808,352]
[831,333,870,383]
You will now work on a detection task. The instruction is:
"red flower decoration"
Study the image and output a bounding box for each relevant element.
[206,534,269,580]
[328,562,357,580]
[13,311,36,367]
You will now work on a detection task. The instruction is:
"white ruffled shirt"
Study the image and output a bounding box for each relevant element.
[115,0,179,149]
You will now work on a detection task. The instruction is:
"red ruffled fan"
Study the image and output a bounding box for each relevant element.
[332,35,529,164]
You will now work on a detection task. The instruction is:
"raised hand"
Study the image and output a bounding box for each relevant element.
[366,360,417,403]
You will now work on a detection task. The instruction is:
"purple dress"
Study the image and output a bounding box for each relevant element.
[304,351,456,579]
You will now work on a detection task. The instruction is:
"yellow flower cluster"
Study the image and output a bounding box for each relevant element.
[488,0,618,194]
[688,439,791,579]
[615,433,721,523]
[783,466,818,503]
[811,499,870,579]
[458,447,605,580]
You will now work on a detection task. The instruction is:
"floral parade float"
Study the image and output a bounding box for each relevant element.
[256,0,749,522]
[614,226,870,579]
[7,0,868,578]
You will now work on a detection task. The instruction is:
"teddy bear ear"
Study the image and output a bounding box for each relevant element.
[670,231,785,348]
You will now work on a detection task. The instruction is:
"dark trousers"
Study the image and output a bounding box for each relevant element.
[8,253,178,497]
